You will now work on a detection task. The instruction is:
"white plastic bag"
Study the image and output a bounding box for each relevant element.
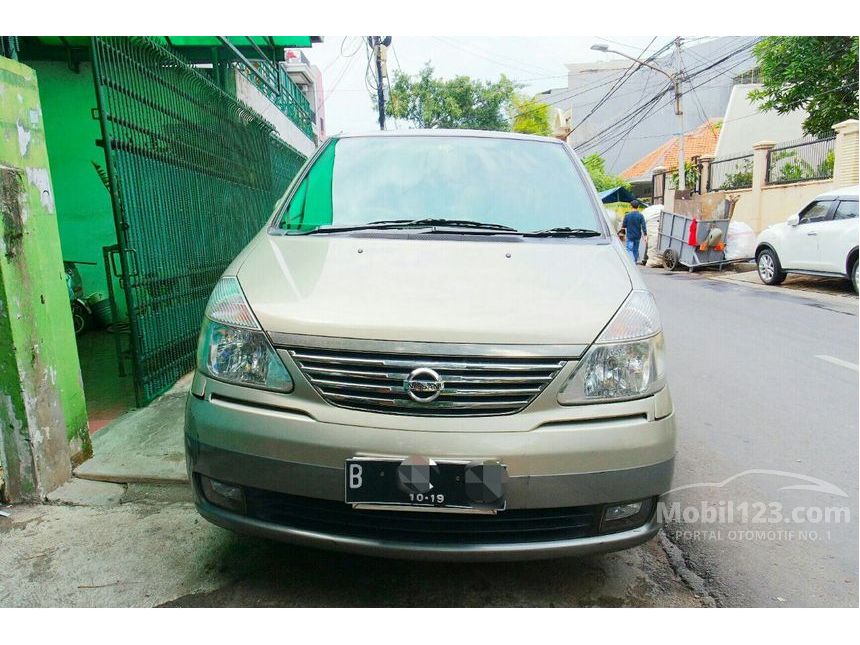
[643,205,664,267]
[725,221,756,261]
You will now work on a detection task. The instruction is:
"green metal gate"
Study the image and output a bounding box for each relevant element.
[90,36,306,405]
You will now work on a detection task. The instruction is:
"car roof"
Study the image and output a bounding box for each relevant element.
[332,128,564,145]
[818,185,859,199]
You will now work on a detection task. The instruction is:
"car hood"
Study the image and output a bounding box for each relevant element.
[236,234,632,346]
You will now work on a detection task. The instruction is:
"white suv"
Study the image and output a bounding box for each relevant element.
[755,186,859,293]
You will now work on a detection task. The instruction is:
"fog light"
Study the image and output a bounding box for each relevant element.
[605,501,643,522]
[600,497,655,534]
[200,475,246,514]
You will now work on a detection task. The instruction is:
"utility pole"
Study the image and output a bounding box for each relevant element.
[590,37,687,190]
[673,37,686,191]
[368,36,392,130]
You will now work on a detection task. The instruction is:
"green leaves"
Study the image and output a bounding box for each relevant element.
[581,154,631,192]
[385,63,519,131]
[749,37,859,138]
[509,93,552,136]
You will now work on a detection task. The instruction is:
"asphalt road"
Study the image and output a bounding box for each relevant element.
[641,268,858,607]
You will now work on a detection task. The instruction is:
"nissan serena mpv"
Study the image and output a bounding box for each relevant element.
[185,130,676,561]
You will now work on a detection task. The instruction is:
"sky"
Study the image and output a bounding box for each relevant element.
[307,36,667,134]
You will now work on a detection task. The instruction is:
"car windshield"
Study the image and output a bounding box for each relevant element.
[276,135,602,235]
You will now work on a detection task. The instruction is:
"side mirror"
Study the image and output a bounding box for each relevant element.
[787,214,800,226]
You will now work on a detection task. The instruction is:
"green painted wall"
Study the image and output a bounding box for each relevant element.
[1,56,90,501]
[28,61,126,319]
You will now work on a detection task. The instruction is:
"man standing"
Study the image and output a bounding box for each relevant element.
[621,199,647,264]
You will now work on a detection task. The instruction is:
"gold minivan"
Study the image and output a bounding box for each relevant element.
[185,130,676,560]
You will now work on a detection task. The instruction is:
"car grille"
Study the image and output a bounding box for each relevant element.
[244,487,600,545]
[286,347,567,416]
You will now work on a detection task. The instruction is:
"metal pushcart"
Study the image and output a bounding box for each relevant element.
[656,210,750,272]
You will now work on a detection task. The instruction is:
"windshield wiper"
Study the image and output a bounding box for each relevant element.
[368,218,518,232]
[294,218,519,235]
[291,222,408,235]
[521,227,603,238]
[288,221,601,237]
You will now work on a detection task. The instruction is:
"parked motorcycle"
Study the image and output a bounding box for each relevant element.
[64,260,97,336]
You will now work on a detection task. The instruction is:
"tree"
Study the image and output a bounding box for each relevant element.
[385,63,518,131]
[509,93,551,136]
[581,154,631,192]
[749,36,859,138]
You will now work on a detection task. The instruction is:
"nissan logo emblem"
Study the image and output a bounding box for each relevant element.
[404,367,444,403]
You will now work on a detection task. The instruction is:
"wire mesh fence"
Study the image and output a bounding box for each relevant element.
[708,154,754,191]
[766,136,836,185]
[91,36,307,404]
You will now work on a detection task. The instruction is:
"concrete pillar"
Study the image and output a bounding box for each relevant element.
[832,119,859,189]
[698,154,715,193]
[750,141,776,231]
[1,56,90,502]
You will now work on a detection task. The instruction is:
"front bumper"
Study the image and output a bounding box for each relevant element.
[192,474,664,562]
[185,378,675,560]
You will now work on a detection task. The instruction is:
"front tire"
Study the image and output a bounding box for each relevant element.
[757,248,786,286]
[72,301,92,336]
[851,257,858,294]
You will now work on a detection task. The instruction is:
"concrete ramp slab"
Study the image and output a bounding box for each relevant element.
[75,388,188,485]
[47,477,126,506]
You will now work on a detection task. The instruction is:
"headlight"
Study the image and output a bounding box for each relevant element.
[196,277,293,392]
[558,290,666,404]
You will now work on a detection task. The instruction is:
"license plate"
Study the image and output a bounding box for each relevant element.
[345,456,507,513]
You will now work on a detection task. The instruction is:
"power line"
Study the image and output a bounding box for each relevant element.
[391,42,403,75]
[577,38,760,154]
[432,36,563,79]
[609,51,659,170]
[318,51,361,110]
[509,58,663,122]
[583,60,749,156]
[568,37,661,133]
[594,36,660,53]
[389,43,403,129]
[494,39,680,124]
[319,36,362,76]
[509,38,677,126]
[339,36,364,59]
[588,48,761,159]
[575,83,673,151]
[594,78,860,163]
[587,90,672,156]
[682,57,721,139]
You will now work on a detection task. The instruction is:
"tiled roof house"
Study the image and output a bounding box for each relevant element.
[620,119,721,184]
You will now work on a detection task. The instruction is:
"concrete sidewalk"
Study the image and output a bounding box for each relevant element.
[642,264,858,311]
[707,266,857,300]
